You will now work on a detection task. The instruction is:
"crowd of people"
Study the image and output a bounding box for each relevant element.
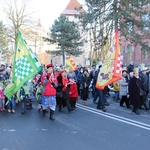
[0,61,150,121]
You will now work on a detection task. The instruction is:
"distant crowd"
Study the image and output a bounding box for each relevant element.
[0,61,150,120]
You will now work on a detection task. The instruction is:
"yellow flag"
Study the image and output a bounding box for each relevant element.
[96,29,122,90]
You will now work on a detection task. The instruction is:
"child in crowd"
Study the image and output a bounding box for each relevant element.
[113,81,120,102]
[7,95,15,113]
[0,82,5,111]
[17,83,30,114]
[36,83,43,112]
[68,79,78,109]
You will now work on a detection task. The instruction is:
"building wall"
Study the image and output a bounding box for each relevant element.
[121,41,150,66]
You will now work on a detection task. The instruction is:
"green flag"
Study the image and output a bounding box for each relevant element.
[5,31,42,99]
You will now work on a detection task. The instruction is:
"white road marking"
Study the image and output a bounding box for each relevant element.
[77,104,150,131]
[8,129,16,132]
[41,128,47,131]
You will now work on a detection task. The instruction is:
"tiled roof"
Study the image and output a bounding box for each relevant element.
[63,0,84,15]
[65,0,82,10]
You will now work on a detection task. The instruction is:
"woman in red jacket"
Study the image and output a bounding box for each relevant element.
[42,64,58,120]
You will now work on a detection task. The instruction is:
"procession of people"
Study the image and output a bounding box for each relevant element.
[0,61,150,121]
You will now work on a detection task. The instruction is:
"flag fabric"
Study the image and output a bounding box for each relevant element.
[96,29,122,90]
[5,31,42,99]
[65,57,77,72]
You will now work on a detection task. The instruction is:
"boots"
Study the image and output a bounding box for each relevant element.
[70,100,74,109]
[42,109,46,117]
[50,109,55,121]
[73,100,76,108]
[68,107,74,112]
[66,101,74,112]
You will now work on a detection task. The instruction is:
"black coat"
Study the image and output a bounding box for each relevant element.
[129,76,142,108]
[56,74,69,107]
[81,74,91,100]
[57,74,63,92]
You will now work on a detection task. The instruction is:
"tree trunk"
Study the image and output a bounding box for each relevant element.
[62,48,65,65]
[113,0,119,30]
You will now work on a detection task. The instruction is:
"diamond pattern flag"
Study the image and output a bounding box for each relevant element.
[96,29,122,90]
[5,31,42,99]
[65,57,77,72]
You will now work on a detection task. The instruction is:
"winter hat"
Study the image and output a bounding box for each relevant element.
[46,64,53,69]
[141,67,148,72]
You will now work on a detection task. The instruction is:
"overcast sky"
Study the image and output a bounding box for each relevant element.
[0,0,84,30]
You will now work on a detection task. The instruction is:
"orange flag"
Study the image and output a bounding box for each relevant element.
[96,29,122,90]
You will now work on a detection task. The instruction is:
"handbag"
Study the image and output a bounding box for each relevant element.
[139,89,146,96]
[136,82,146,96]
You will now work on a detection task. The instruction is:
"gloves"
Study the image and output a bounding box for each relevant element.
[58,84,65,88]
[51,82,58,88]
[46,75,49,80]
[51,82,55,87]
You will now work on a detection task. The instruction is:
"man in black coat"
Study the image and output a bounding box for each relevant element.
[139,67,149,110]
[127,61,134,73]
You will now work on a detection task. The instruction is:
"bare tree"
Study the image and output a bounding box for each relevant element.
[0,0,36,43]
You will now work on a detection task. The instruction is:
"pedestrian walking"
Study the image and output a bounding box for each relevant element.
[119,70,130,108]
[42,64,58,120]
[129,68,142,115]
[139,67,149,110]
[81,69,91,106]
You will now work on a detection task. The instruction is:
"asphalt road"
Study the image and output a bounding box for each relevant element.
[0,95,150,150]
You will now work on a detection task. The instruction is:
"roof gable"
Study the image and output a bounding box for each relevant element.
[63,0,84,16]
[65,0,82,10]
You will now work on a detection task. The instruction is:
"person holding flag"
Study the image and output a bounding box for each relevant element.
[96,29,122,111]
[95,66,106,112]
[4,31,42,106]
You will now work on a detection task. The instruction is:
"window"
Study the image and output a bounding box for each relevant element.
[142,14,150,31]
[142,50,148,59]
